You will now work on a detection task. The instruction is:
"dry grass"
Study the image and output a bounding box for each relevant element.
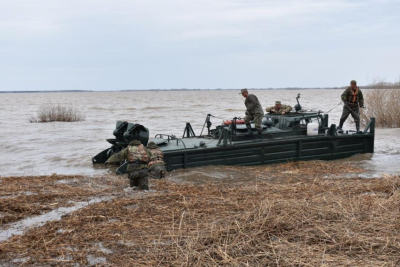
[29,103,85,123]
[0,174,126,225]
[1,162,400,266]
[359,79,400,128]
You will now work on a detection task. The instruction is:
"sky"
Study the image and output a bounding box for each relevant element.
[0,0,399,91]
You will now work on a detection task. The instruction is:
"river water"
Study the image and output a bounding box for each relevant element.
[0,89,399,177]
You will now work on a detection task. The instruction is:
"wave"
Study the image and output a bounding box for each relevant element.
[143,107,167,110]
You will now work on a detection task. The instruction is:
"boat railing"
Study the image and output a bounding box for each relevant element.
[154,134,187,149]
[363,117,375,134]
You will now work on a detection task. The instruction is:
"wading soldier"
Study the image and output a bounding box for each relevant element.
[147,141,167,179]
[338,80,364,133]
[240,88,264,139]
[266,101,292,114]
[106,140,151,190]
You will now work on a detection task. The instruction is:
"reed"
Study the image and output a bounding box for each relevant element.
[360,79,400,127]
[29,103,85,123]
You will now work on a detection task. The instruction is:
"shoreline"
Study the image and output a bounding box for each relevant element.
[2,87,399,94]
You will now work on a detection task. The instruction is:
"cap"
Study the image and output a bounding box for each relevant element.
[275,101,281,105]
[129,140,142,146]
[147,141,158,149]
[240,88,248,94]
[350,80,357,85]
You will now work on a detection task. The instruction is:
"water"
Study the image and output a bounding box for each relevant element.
[0,89,399,177]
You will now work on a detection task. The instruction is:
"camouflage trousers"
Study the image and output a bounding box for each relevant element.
[149,163,167,179]
[244,112,263,130]
[340,104,360,124]
[128,168,149,190]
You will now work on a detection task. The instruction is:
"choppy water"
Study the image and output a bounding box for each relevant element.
[0,89,399,177]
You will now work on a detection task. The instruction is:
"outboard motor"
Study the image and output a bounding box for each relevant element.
[123,123,149,146]
[92,121,149,164]
[113,121,128,140]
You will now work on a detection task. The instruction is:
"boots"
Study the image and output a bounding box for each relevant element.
[257,128,262,140]
[355,122,362,134]
[245,123,253,136]
[337,119,345,133]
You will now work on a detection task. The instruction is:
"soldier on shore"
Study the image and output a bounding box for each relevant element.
[147,141,167,179]
[106,140,151,190]
[266,101,292,114]
[338,80,364,133]
[240,88,264,139]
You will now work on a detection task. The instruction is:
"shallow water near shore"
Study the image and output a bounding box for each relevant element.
[0,89,399,178]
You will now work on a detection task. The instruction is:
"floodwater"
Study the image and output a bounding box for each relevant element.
[0,89,399,177]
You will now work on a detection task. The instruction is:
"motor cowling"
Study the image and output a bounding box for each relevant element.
[113,121,128,140]
[123,123,149,146]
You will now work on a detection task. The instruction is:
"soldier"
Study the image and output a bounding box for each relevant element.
[338,80,364,134]
[147,141,167,179]
[105,140,151,190]
[240,88,264,139]
[265,101,292,114]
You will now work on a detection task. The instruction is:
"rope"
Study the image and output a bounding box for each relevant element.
[210,114,225,120]
[325,101,342,113]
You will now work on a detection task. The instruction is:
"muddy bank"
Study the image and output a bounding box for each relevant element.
[1,162,399,266]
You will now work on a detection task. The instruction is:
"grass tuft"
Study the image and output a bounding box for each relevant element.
[29,103,85,123]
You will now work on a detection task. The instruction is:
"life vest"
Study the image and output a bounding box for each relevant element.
[127,145,150,163]
[347,87,360,104]
[149,148,164,165]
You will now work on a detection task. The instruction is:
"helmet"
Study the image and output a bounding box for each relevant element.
[147,141,158,149]
[129,140,142,146]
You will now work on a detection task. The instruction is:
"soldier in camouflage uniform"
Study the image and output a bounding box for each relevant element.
[265,101,292,114]
[338,80,364,133]
[240,88,264,139]
[106,140,151,190]
[147,141,167,179]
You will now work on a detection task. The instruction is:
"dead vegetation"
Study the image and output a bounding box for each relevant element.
[29,103,85,123]
[360,79,400,128]
[1,162,400,266]
[0,174,126,225]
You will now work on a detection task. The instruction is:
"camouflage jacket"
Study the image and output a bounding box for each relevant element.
[148,147,165,166]
[245,94,264,114]
[266,104,292,114]
[341,87,364,107]
[106,144,151,171]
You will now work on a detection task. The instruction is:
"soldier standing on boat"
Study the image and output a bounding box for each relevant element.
[147,141,167,179]
[105,140,152,190]
[240,88,264,139]
[266,101,292,114]
[338,80,364,134]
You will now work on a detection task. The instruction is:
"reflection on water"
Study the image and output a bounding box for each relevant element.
[0,90,399,177]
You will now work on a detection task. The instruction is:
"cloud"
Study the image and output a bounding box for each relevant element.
[0,0,399,90]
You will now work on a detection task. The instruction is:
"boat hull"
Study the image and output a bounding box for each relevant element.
[163,134,374,171]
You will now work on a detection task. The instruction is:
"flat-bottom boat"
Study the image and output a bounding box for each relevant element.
[92,95,374,174]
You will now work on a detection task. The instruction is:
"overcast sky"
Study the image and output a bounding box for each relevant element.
[1,0,399,91]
